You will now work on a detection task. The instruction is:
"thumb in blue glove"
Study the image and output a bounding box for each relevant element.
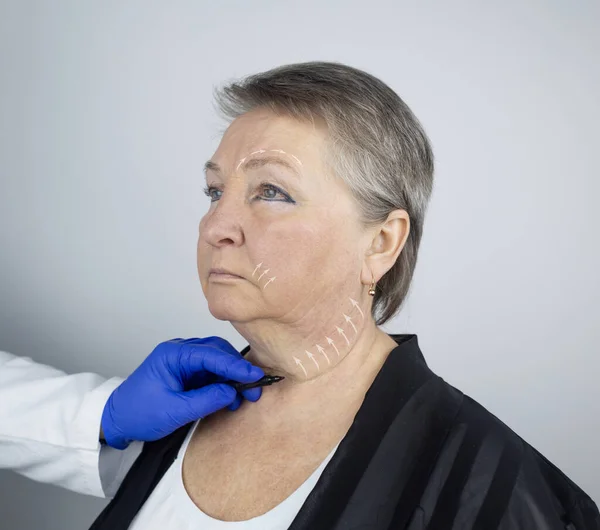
[101,336,265,449]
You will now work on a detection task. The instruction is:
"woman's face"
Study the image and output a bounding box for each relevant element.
[197,108,372,349]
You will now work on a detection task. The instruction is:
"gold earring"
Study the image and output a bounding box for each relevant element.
[368,270,376,296]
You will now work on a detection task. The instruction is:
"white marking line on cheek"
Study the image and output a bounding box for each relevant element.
[262,277,276,289]
[253,262,277,290]
[252,262,263,277]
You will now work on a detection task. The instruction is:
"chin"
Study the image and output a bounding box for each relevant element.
[206,297,252,322]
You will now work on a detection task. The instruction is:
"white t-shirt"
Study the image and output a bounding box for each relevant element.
[128,419,341,529]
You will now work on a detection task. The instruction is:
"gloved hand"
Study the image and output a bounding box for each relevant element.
[100,336,265,449]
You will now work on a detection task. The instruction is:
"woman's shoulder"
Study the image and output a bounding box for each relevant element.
[430,385,600,529]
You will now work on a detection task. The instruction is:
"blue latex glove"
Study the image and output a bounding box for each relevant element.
[100,336,265,449]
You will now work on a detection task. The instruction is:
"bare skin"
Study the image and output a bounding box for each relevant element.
[188,108,410,520]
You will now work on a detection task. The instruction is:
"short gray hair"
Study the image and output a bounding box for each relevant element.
[213,61,434,326]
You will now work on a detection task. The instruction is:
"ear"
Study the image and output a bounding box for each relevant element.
[362,209,410,286]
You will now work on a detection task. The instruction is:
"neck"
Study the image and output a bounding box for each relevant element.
[228,296,397,428]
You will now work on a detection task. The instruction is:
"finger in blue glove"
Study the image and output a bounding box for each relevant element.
[101,336,265,449]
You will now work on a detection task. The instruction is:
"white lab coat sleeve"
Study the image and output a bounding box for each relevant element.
[0,350,143,498]
[99,440,144,498]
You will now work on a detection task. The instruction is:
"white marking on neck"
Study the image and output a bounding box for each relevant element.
[294,356,308,378]
[336,325,350,346]
[315,344,331,365]
[326,336,340,356]
[304,350,320,370]
[343,313,358,334]
[349,297,364,318]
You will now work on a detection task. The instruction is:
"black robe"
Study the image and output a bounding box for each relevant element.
[89,334,599,529]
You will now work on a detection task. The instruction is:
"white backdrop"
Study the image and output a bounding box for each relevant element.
[0,1,598,528]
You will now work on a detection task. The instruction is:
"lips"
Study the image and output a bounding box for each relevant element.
[209,268,243,278]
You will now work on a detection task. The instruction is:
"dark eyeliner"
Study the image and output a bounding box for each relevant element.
[203,183,295,204]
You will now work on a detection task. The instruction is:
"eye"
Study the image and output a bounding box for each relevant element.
[258,184,290,201]
[203,185,221,202]
[202,183,294,203]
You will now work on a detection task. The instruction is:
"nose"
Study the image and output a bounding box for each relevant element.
[200,193,245,248]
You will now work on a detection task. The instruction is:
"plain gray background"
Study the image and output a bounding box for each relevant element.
[1,1,598,528]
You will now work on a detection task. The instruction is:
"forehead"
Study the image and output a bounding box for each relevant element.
[212,109,328,169]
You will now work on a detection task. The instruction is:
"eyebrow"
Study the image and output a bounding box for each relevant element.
[203,156,301,179]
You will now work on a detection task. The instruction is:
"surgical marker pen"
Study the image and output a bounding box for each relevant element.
[224,374,285,392]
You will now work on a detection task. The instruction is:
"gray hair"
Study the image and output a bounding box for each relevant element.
[213,61,434,326]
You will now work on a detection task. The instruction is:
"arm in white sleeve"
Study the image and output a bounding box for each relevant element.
[0,350,143,498]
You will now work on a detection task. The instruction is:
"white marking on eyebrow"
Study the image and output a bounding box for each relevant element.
[268,149,303,167]
[234,148,304,176]
[235,156,247,171]
[289,154,303,166]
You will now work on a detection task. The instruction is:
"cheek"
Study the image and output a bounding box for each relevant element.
[254,222,347,285]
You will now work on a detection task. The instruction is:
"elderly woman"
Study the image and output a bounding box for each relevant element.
[90,62,599,530]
